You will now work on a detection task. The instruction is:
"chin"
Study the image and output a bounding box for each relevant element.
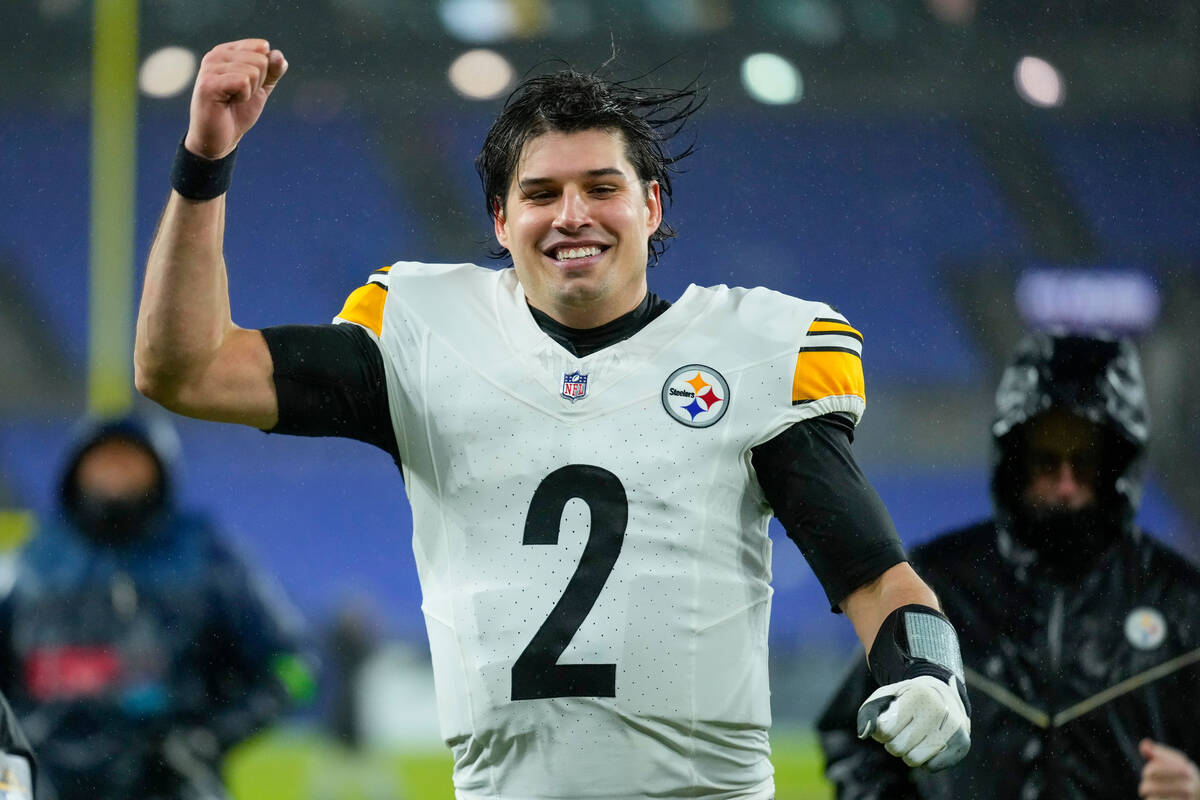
[554,280,607,304]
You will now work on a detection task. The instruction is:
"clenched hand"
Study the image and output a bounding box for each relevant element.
[857,673,971,772]
[184,39,287,160]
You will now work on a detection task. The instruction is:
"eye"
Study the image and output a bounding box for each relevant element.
[1029,451,1061,475]
[1069,450,1100,476]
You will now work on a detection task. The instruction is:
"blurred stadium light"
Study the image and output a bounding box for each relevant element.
[1014,55,1066,108]
[740,53,804,105]
[138,45,197,99]
[438,0,521,42]
[924,0,976,26]
[0,0,1193,114]
[448,48,514,99]
[645,0,732,34]
[771,0,846,46]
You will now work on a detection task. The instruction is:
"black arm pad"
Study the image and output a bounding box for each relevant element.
[262,323,399,461]
[751,415,908,610]
[868,604,965,687]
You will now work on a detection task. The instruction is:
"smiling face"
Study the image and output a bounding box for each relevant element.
[494,128,662,329]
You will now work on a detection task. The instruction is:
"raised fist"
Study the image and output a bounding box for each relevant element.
[184,39,287,160]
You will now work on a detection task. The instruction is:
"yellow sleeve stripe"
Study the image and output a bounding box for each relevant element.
[333,266,392,336]
[808,318,862,340]
[792,348,866,405]
[336,281,388,337]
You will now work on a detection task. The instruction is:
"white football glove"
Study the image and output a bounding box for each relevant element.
[856,673,971,771]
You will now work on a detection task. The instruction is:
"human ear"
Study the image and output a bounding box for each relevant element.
[644,180,663,235]
[493,198,509,248]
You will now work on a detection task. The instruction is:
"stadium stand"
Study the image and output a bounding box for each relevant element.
[0,113,91,364]
[0,111,424,367]
[1036,117,1200,259]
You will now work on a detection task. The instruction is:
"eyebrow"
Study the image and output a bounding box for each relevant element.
[517,168,627,191]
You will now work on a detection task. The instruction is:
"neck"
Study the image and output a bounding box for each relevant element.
[535,295,645,329]
[529,291,671,358]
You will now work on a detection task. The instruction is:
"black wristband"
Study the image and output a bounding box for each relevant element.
[170,138,238,200]
[867,604,964,686]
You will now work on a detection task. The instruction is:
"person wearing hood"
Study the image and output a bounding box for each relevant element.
[0,414,317,800]
[816,331,1200,800]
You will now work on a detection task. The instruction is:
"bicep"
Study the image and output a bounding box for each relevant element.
[167,326,279,429]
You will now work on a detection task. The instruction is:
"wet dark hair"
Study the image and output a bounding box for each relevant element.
[475,67,705,265]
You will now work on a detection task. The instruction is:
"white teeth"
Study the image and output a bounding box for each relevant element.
[555,246,601,261]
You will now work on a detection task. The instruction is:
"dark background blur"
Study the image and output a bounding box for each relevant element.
[1,0,1197,728]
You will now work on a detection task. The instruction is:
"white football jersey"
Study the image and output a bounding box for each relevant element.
[334,262,867,800]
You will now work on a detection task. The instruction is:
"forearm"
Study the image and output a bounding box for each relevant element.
[841,562,939,657]
[135,191,234,403]
[843,567,970,772]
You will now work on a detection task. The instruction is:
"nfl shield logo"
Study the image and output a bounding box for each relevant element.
[561,370,588,402]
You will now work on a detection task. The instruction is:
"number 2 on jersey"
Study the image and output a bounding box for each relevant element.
[511,464,627,701]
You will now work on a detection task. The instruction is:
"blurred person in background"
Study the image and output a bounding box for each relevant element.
[323,604,379,752]
[135,39,973,799]
[817,331,1200,800]
[0,414,317,800]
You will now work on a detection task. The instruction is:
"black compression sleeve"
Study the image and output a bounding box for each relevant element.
[751,414,906,611]
[261,324,399,462]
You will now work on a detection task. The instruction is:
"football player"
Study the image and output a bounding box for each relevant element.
[136,39,971,799]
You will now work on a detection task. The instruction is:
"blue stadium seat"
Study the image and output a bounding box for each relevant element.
[1036,117,1200,258]
[0,111,426,364]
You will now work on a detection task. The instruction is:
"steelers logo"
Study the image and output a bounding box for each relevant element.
[662,365,729,428]
[1124,606,1167,651]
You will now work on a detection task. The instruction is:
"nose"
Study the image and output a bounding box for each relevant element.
[553,186,590,232]
[1049,461,1086,504]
